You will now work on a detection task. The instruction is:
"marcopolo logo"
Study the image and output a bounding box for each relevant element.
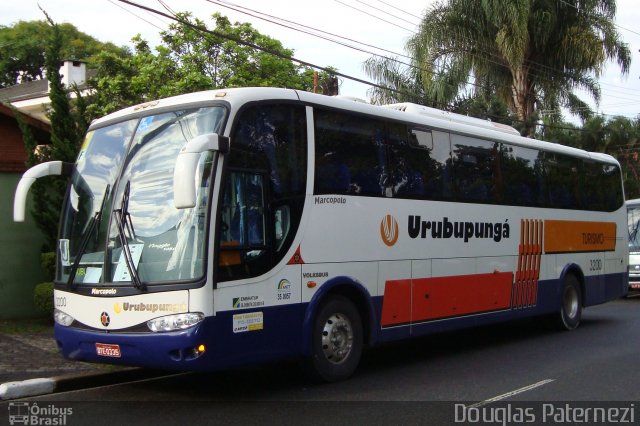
[380,214,399,247]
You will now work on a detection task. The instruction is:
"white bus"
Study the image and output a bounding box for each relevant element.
[627,198,640,291]
[14,88,628,381]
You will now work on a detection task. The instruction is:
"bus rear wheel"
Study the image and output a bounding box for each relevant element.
[557,274,582,330]
[308,295,363,382]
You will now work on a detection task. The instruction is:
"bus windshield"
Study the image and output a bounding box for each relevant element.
[628,203,640,252]
[57,106,226,286]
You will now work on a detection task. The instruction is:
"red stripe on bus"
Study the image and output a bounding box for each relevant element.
[381,272,514,327]
[380,279,411,326]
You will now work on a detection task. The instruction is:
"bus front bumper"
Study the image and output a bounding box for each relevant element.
[54,320,215,371]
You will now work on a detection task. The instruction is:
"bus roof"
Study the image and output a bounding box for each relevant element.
[382,102,521,136]
[89,87,619,166]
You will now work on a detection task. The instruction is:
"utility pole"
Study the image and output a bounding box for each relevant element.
[313,71,318,94]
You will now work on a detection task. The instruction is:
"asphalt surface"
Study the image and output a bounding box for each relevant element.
[2,297,638,389]
[2,298,639,426]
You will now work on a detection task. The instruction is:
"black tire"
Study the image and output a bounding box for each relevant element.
[557,274,582,330]
[307,295,363,382]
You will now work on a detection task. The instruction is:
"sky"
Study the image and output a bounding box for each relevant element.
[3,0,640,122]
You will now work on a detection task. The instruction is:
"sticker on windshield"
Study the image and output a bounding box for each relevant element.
[84,267,102,284]
[59,239,70,266]
[113,243,144,282]
[138,116,154,132]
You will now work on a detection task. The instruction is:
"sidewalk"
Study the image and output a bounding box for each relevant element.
[0,328,111,384]
[0,327,170,400]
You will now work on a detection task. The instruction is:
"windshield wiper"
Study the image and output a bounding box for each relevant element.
[113,181,145,291]
[67,184,110,289]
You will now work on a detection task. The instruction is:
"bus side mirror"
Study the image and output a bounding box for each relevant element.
[14,161,73,222]
[174,133,229,209]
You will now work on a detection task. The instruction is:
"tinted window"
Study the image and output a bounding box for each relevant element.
[582,161,623,211]
[451,134,501,203]
[233,105,306,197]
[312,107,622,212]
[218,104,307,282]
[501,145,544,207]
[388,127,452,200]
[315,109,386,196]
[544,153,581,209]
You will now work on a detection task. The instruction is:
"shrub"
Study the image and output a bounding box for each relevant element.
[41,251,56,281]
[34,282,54,316]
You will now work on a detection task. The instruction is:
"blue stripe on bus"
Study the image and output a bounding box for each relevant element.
[54,272,627,371]
[55,303,307,372]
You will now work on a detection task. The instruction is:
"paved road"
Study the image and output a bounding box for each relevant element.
[3,298,639,425]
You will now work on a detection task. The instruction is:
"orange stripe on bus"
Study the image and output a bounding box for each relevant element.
[543,220,616,253]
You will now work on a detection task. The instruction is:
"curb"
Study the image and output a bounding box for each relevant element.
[0,378,55,400]
[0,368,168,400]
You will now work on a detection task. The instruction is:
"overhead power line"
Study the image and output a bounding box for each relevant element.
[116,0,422,101]
[332,0,416,33]
[107,0,166,31]
[556,0,640,37]
[353,0,421,27]
[206,0,640,108]
[205,0,640,104]
[113,0,638,133]
[374,0,423,21]
[207,0,413,60]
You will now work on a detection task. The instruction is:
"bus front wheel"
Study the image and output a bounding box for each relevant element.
[307,295,363,382]
[557,274,582,330]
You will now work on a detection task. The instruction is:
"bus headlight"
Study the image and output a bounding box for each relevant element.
[54,309,75,327]
[147,312,204,332]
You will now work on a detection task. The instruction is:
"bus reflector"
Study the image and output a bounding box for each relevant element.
[189,344,206,360]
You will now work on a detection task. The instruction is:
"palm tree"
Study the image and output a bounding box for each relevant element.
[364,0,630,135]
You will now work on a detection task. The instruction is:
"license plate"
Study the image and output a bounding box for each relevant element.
[95,343,121,358]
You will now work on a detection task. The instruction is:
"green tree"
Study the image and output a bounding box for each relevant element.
[0,20,127,88]
[20,12,88,249]
[542,114,640,198]
[44,15,83,164]
[601,115,640,199]
[365,0,630,135]
[450,91,514,126]
[88,12,323,117]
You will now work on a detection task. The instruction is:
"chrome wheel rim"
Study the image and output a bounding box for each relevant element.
[321,313,353,364]
[563,285,579,319]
